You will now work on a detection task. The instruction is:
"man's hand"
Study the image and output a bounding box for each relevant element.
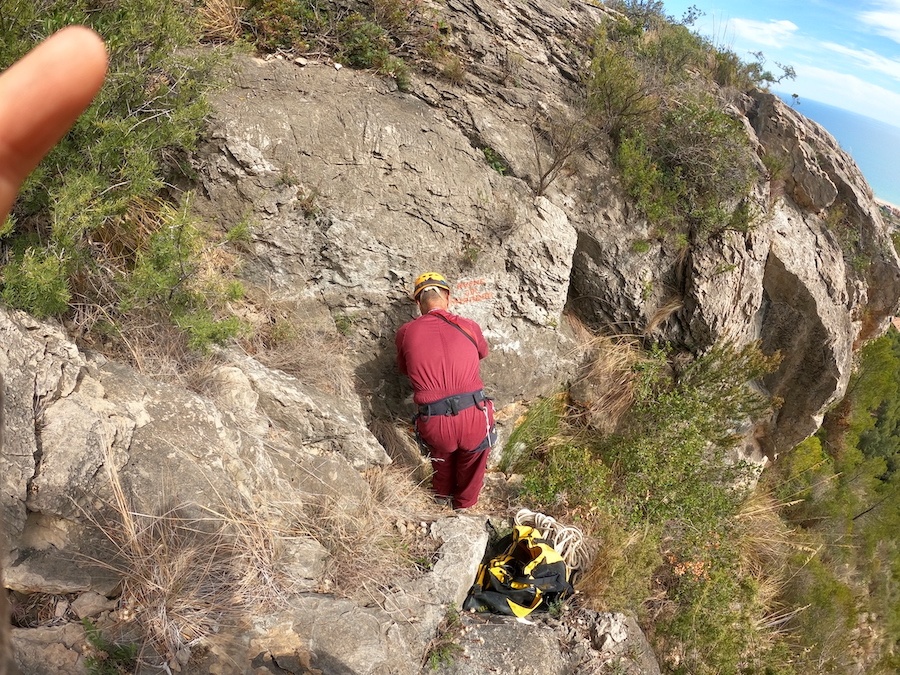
[0,25,108,219]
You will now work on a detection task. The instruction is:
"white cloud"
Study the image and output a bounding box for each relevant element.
[729,18,799,48]
[859,1,900,44]
[794,64,900,127]
[822,42,900,81]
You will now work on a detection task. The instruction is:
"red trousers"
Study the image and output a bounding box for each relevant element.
[416,400,494,509]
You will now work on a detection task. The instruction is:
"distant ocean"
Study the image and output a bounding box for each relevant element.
[775,93,900,207]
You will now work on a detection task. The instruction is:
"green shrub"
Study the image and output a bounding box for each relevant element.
[585,35,659,138]
[338,14,392,69]
[244,0,326,52]
[603,341,780,528]
[587,9,768,242]
[118,200,246,351]
[175,311,246,352]
[483,147,508,175]
[616,130,683,229]
[499,392,567,474]
[521,441,612,510]
[243,0,436,91]
[1,248,71,318]
[0,1,219,345]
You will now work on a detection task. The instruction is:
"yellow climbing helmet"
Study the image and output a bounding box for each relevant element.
[413,272,451,300]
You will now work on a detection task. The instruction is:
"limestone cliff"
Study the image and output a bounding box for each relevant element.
[194,0,899,458]
[3,0,900,672]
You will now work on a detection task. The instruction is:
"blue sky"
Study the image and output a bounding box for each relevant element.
[662,0,900,128]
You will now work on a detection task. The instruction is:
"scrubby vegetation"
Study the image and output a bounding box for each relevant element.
[505,323,900,673]
[504,336,790,674]
[583,1,774,241]
[766,328,900,673]
[0,0,244,359]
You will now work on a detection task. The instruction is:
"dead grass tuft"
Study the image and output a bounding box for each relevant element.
[369,418,432,485]
[644,296,683,335]
[734,489,801,579]
[298,465,443,601]
[734,489,811,645]
[237,292,355,398]
[83,461,294,669]
[198,0,245,44]
[77,307,222,391]
[569,332,645,434]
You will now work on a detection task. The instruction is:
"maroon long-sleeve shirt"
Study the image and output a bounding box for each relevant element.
[395,308,488,405]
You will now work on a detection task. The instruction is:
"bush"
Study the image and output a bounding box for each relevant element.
[338,14,392,69]
[603,342,780,528]
[520,441,612,511]
[585,33,659,138]
[243,0,442,91]
[509,336,790,673]
[1,248,71,318]
[0,1,240,355]
[244,0,326,52]
[616,94,757,238]
[586,8,770,242]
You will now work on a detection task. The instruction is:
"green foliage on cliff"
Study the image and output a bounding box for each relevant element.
[507,330,899,672]
[0,1,245,352]
[243,0,451,90]
[765,327,900,673]
[590,1,778,241]
[504,340,789,674]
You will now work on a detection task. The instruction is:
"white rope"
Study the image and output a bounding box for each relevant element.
[514,508,592,573]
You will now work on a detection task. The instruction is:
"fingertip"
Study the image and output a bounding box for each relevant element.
[46,25,109,94]
[0,25,109,219]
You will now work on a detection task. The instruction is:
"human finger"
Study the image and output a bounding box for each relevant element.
[0,25,108,219]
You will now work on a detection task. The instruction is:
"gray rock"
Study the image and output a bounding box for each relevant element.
[70,591,117,619]
[11,623,85,675]
[433,609,658,675]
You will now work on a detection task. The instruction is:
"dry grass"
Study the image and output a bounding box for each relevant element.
[77,306,222,391]
[298,465,443,601]
[83,461,295,669]
[644,295,683,335]
[237,292,355,398]
[369,418,432,485]
[82,452,447,668]
[734,489,803,579]
[733,490,813,647]
[198,0,244,43]
[568,331,645,434]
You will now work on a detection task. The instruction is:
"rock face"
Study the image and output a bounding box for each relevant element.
[4,0,900,672]
[191,1,900,455]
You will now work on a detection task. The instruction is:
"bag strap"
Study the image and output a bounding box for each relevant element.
[433,312,478,350]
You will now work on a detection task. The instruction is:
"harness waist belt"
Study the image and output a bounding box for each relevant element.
[418,390,486,417]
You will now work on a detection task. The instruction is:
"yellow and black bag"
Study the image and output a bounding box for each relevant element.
[463,524,573,618]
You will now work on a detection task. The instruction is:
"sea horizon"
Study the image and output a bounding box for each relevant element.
[775,93,900,207]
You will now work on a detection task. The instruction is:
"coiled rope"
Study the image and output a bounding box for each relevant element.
[514,508,592,573]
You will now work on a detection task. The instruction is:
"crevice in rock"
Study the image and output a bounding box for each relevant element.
[25,379,46,507]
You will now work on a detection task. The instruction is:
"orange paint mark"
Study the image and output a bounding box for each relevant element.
[453,278,494,304]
